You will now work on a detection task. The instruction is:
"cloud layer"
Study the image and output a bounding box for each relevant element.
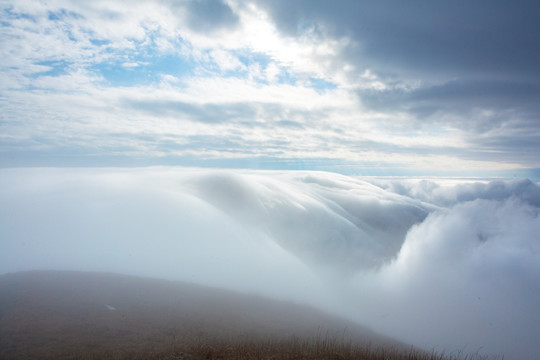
[1,167,539,359]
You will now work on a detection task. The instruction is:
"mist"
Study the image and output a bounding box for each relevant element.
[1,167,539,359]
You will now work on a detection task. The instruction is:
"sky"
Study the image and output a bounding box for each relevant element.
[1,0,539,176]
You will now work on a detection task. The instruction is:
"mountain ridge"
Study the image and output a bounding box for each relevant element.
[0,270,404,359]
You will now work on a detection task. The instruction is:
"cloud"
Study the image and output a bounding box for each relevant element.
[124,99,258,124]
[183,171,430,272]
[184,0,239,33]
[1,167,539,359]
[0,168,430,275]
[360,81,540,126]
[0,168,324,300]
[251,0,540,171]
[256,0,540,80]
[367,177,540,208]
[350,197,540,359]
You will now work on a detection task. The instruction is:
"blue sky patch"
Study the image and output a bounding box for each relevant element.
[90,38,111,46]
[309,77,337,92]
[91,52,193,86]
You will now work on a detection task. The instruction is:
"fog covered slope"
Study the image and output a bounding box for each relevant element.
[1,168,539,359]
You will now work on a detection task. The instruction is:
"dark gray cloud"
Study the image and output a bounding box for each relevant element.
[379,80,538,116]
[409,81,540,111]
[184,0,239,33]
[256,0,540,80]
[361,80,540,131]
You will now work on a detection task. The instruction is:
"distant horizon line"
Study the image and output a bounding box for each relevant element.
[1,163,539,179]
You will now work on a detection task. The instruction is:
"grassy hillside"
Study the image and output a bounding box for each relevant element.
[0,271,490,360]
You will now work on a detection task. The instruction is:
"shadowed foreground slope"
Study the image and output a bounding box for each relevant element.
[0,271,491,360]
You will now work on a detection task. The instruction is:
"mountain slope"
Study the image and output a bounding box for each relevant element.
[0,270,405,360]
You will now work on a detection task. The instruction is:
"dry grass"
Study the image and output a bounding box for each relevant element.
[172,336,495,360]
[120,335,498,360]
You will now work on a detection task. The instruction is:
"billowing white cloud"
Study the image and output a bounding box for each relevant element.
[368,177,540,207]
[346,197,540,359]
[1,167,539,359]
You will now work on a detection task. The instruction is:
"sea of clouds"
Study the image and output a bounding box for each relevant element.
[1,167,539,359]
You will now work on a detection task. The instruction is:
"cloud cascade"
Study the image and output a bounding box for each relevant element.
[1,167,539,359]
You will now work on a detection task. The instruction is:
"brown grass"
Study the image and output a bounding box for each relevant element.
[159,335,497,360]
